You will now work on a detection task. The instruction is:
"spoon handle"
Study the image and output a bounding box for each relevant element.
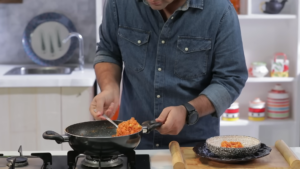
[103,114,118,128]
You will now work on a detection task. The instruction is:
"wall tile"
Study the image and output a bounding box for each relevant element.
[36,88,62,150]
[0,88,10,150]
[61,87,94,150]
[0,6,8,33]
[10,132,37,151]
[9,88,37,133]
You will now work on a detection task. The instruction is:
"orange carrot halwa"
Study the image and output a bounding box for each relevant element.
[221,141,243,148]
[113,117,142,137]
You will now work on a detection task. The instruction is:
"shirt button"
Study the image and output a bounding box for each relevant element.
[158,68,162,71]
[157,95,161,98]
[185,47,189,51]
[156,144,159,147]
[161,40,165,44]
[171,16,174,19]
[137,40,141,44]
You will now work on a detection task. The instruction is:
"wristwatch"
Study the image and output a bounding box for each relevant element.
[183,103,199,125]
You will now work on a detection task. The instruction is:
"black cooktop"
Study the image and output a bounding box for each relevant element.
[0,146,150,169]
[52,154,150,169]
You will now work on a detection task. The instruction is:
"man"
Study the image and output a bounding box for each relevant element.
[90,0,248,149]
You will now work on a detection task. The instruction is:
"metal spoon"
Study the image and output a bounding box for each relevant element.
[103,114,118,128]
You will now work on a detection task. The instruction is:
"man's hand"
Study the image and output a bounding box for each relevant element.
[92,62,121,121]
[89,89,119,120]
[155,106,187,135]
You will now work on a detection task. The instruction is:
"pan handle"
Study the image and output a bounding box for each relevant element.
[142,120,163,134]
[42,131,69,144]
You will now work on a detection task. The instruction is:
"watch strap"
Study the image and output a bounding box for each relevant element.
[183,102,197,125]
[183,102,195,114]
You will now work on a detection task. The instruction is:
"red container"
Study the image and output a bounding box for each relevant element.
[230,0,240,14]
[111,105,120,120]
[267,84,289,119]
[222,102,239,121]
[248,98,265,121]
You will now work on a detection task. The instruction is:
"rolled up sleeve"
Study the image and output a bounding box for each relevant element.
[201,4,248,117]
[94,0,122,68]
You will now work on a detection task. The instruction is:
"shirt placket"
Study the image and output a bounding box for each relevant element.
[153,12,176,149]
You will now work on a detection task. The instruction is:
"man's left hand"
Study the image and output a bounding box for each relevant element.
[155,105,187,135]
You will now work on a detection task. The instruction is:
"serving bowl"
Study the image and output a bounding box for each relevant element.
[206,135,261,158]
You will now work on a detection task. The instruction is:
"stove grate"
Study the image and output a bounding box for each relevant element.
[0,146,52,169]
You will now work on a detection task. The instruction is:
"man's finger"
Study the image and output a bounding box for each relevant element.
[90,98,100,119]
[105,102,115,118]
[96,98,105,117]
[158,118,172,134]
[89,100,96,115]
[155,107,171,124]
[99,116,107,120]
[156,107,172,134]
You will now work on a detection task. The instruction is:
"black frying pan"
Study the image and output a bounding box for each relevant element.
[43,120,161,156]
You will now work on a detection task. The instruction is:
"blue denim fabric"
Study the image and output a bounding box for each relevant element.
[94,0,248,149]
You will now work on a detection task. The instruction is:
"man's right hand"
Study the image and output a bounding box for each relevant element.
[90,89,119,120]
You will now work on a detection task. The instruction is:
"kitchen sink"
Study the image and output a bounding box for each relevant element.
[4,66,75,75]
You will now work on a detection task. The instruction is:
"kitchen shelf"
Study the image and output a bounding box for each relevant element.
[250,118,295,125]
[221,118,294,127]
[247,77,294,83]
[221,119,249,126]
[238,14,296,19]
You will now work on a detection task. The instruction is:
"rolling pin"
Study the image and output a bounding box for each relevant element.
[275,140,300,169]
[169,141,185,169]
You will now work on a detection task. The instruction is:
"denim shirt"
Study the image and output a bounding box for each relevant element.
[94,0,248,149]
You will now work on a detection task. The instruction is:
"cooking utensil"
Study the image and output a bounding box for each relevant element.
[43,120,162,156]
[206,135,261,158]
[169,141,185,169]
[102,114,118,128]
[260,0,287,14]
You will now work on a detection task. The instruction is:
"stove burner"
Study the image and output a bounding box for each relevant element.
[6,156,28,167]
[90,155,118,162]
[5,145,31,168]
[81,155,123,168]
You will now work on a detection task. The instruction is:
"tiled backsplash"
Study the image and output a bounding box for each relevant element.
[0,0,96,64]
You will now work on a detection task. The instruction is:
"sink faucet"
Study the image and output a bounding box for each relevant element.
[62,32,84,72]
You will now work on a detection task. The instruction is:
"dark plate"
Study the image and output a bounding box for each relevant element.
[193,142,272,163]
[23,12,77,66]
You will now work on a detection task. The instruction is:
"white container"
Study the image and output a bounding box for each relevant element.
[249,98,265,109]
[252,62,269,77]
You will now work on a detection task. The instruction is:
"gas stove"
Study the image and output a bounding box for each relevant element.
[0,146,150,169]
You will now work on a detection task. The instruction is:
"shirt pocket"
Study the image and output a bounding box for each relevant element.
[174,37,211,79]
[118,27,150,72]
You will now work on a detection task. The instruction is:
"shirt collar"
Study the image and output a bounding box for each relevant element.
[139,0,204,10]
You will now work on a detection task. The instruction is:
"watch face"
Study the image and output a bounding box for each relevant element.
[188,111,198,125]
